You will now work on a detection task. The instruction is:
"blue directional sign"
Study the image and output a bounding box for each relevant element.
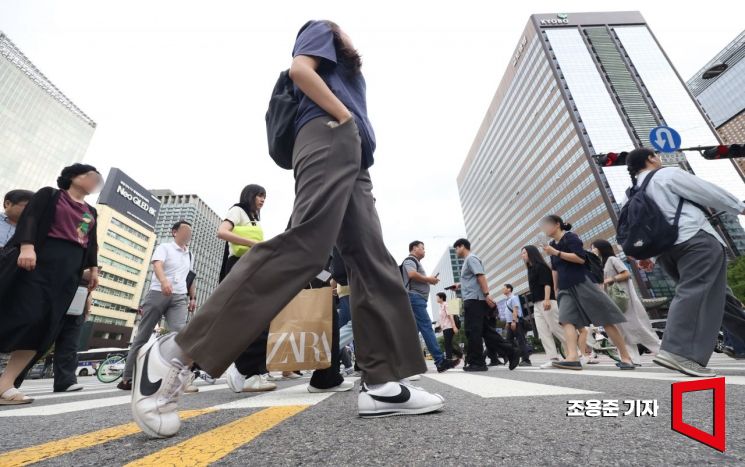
[649,126,682,153]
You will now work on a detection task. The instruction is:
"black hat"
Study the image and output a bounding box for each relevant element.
[57,163,99,190]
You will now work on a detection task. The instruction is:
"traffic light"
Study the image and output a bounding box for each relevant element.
[702,144,745,160]
[596,151,628,167]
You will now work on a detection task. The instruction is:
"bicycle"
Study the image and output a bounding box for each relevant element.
[96,353,127,383]
[553,326,621,363]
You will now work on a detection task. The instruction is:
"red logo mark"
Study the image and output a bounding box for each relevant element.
[671,377,726,452]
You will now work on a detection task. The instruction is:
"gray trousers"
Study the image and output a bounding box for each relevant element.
[177,117,427,384]
[124,290,188,380]
[657,231,727,366]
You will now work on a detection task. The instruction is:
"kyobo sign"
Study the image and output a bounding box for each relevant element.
[540,13,569,25]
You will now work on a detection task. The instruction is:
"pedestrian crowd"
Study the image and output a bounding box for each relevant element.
[0,21,744,446]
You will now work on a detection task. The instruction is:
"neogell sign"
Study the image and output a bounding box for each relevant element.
[97,168,160,231]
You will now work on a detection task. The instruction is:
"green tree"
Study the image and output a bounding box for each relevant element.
[727,256,745,303]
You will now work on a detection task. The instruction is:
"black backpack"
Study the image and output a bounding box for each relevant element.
[265,70,298,170]
[399,256,420,289]
[585,250,604,284]
[616,169,684,259]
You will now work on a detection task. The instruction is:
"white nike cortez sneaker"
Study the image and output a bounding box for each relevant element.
[226,364,246,393]
[358,381,444,418]
[131,335,191,438]
[244,374,277,392]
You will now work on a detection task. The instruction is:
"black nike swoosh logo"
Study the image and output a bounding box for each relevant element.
[369,385,411,404]
[139,348,162,397]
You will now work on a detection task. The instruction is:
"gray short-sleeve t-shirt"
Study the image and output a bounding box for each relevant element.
[403,257,429,298]
[461,254,486,301]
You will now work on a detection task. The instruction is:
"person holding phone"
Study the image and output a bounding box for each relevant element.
[402,241,458,373]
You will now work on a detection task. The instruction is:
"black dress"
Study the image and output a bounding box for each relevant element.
[0,188,98,353]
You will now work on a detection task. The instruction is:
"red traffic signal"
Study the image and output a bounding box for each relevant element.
[702,144,745,160]
[596,151,629,167]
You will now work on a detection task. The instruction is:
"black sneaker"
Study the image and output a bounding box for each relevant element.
[508,352,520,371]
[463,364,488,372]
[519,360,532,367]
[436,358,459,373]
[117,379,132,391]
[488,360,504,366]
[723,346,745,360]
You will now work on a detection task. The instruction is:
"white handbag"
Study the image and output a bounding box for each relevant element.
[66,286,89,316]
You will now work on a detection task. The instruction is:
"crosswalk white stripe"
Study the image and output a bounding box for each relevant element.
[0,379,353,417]
[21,384,111,395]
[423,373,600,398]
[212,378,360,410]
[0,384,229,417]
[516,368,745,385]
[29,389,120,400]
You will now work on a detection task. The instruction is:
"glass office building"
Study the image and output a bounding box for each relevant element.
[144,191,223,308]
[457,11,745,299]
[688,30,745,169]
[0,32,95,195]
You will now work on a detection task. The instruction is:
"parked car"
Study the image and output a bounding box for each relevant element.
[76,361,98,377]
[26,362,48,379]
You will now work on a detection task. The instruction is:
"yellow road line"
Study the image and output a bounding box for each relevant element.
[0,408,215,467]
[125,405,309,467]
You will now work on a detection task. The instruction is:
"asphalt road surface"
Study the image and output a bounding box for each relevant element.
[1,353,744,466]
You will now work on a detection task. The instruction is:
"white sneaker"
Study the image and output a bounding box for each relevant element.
[308,380,354,393]
[579,355,589,366]
[539,361,556,369]
[653,350,717,377]
[244,374,277,392]
[358,381,444,418]
[183,373,199,394]
[404,375,422,382]
[131,335,191,438]
[226,364,246,393]
[64,383,84,392]
[283,372,302,380]
[265,373,283,382]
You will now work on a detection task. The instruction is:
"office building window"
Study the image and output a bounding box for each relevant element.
[102,242,144,264]
[99,256,141,276]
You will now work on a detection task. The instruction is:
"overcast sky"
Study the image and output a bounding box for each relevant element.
[1,0,742,278]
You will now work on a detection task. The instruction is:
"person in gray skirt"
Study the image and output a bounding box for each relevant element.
[541,215,635,371]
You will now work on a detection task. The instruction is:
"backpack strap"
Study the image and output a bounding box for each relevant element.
[640,168,701,229]
[401,255,419,290]
[637,168,661,193]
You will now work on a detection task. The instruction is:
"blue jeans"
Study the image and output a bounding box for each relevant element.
[724,329,745,354]
[338,295,351,328]
[409,292,444,365]
[338,295,354,349]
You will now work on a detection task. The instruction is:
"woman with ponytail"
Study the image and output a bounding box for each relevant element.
[0,164,102,404]
[540,214,635,371]
[624,147,745,377]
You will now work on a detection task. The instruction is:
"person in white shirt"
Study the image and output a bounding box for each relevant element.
[120,221,196,389]
[627,148,745,377]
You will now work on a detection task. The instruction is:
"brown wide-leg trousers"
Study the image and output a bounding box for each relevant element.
[177,116,427,384]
